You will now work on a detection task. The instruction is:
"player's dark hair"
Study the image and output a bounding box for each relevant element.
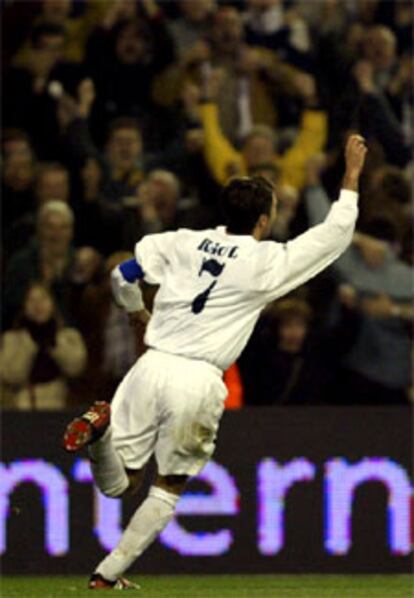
[221,176,275,235]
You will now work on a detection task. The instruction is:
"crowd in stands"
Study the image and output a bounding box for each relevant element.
[1,0,413,410]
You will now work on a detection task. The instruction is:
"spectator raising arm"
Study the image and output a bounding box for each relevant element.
[353,60,411,167]
[278,73,328,190]
[200,68,243,184]
[199,67,328,190]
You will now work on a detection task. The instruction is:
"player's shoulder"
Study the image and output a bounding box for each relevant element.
[250,239,285,259]
[245,240,287,282]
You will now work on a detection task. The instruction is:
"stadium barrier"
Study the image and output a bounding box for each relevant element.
[1,407,412,574]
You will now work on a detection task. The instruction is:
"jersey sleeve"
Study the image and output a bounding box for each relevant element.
[134,231,177,285]
[256,189,358,301]
[111,264,145,313]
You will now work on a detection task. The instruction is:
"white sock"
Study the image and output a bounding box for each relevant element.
[88,428,129,498]
[95,486,179,581]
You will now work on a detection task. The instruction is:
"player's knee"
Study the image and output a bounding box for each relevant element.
[155,474,188,496]
[125,469,144,496]
[101,482,128,498]
[101,470,144,498]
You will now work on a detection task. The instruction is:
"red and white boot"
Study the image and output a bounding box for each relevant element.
[63,401,111,453]
[88,573,140,590]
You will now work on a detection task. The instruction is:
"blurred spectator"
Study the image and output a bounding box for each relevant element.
[305,183,412,405]
[70,246,103,291]
[353,59,411,166]
[295,0,351,37]
[35,161,71,204]
[66,107,145,203]
[361,26,397,92]
[199,66,327,190]
[102,118,145,200]
[366,164,411,223]
[1,1,40,69]
[38,0,74,27]
[244,0,312,69]
[168,0,215,56]
[121,169,212,248]
[387,53,413,145]
[2,129,36,229]
[0,282,86,410]
[4,161,72,260]
[381,1,413,54]
[150,81,221,209]
[12,0,108,64]
[85,0,175,145]
[156,5,311,143]
[210,7,302,139]
[74,252,141,402]
[240,291,360,405]
[4,21,83,158]
[4,200,76,328]
[73,156,124,255]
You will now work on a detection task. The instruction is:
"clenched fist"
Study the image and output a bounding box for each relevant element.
[345,134,367,177]
[343,134,368,191]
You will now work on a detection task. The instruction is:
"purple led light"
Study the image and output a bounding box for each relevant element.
[0,460,68,556]
[257,458,316,555]
[324,458,412,555]
[72,459,122,550]
[159,461,239,556]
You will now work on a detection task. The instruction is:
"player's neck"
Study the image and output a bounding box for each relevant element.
[224,226,263,240]
[252,225,265,241]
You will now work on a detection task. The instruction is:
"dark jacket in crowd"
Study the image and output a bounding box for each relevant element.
[239,305,360,406]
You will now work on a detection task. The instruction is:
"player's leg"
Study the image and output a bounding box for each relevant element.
[63,399,130,497]
[91,354,227,586]
[88,429,147,498]
[92,472,188,585]
[63,357,157,501]
[63,398,146,498]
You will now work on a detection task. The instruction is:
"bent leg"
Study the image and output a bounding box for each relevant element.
[95,473,187,581]
[90,357,157,498]
[154,473,188,495]
[88,429,129,498]
[89,432,145,499]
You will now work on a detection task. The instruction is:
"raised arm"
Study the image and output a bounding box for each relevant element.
[279,75,328,190]
[259,135,367,300]
[200,68,243,185]
[341,134,367,193]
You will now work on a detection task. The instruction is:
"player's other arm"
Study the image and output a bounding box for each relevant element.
[111,259,150,326]
[262,135,367,299]
[111,231,177,325]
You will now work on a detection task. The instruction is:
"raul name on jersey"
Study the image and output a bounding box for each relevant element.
[197,238,239,259]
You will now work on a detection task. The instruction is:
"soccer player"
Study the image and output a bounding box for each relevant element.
[63,135,367,590]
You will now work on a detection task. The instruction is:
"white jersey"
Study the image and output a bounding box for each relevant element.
[129,189,358,371]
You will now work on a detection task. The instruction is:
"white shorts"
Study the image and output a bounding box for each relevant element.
[110,349,227,476]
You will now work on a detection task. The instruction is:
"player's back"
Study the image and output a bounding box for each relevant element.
[142,227,273,371]
[137,188,359,370]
